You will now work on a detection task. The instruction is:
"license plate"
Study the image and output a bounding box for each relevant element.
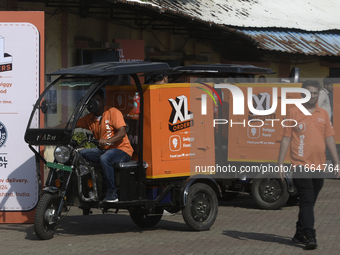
[46,162,72,172]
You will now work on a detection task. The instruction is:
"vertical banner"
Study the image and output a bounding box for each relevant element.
[113,39,145,84]
[113,39,144,62]
[0,12,44,223]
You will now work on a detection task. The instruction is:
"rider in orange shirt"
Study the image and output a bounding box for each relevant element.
[77,89,133,203]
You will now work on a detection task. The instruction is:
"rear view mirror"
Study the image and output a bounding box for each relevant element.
[40,100,48,114]
[86,99,100,113]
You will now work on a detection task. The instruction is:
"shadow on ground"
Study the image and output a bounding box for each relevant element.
[0,210,191,240]
[218,194,260,209]
[223,230,303,248]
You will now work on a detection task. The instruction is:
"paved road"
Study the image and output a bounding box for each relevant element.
[1,178,340,255]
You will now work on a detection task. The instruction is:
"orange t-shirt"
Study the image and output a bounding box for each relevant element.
[283,106,334,167]
[77,106,133,157]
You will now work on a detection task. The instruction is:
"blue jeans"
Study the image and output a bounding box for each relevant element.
[80,148,131,192]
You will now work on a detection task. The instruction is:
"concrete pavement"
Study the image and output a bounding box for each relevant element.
[1,178,340,255]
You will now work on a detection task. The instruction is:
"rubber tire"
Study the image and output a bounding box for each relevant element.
[251,176,289,210]
[286,194,299,206]
[129,207,163,228]
[34,193,60,240]
[182,183,218,231]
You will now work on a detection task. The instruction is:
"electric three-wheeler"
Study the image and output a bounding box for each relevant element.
[25,61,221,240]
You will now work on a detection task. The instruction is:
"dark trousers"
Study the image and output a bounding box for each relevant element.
[293,171,324,238]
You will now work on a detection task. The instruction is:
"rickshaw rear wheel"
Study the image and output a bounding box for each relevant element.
[34,193,60,240]
[129,207,163,228]
[182,183,218,231]
[251,174,289,210]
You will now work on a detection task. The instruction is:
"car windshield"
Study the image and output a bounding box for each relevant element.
[28,77,99,130]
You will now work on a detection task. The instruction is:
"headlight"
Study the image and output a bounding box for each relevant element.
[54,146,71,164]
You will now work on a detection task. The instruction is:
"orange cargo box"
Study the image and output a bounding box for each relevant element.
[106,83,215,179]
[333,83,340,144]
[221,83,304,164]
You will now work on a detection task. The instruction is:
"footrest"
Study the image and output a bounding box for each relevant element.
[114,160,148,169]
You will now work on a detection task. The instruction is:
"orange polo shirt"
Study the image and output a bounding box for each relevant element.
[77,106,133,157]
[283,106,334,167]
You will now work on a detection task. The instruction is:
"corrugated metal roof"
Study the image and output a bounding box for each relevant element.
[121,0,340,31]
[110,0,340,56]
[235,29,340,56]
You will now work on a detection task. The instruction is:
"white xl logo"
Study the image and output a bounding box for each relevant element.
[252,92,271,111]
[168,95,193,124]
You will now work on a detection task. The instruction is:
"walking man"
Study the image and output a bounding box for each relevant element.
[277,80,340,249]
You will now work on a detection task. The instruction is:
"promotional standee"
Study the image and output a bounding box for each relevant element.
[0,12,44,223]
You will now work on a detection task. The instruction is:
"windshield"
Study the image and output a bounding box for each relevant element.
[29,77,99,130]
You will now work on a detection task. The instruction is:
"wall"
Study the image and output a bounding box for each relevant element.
[1,2,332,83]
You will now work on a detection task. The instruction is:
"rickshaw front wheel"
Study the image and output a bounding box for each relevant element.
[34,193,60,240]
[182,183,218,231]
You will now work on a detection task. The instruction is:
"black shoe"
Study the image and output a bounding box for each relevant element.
[103,190,119,203]
[292,233,307,244]
[306,237,317,250]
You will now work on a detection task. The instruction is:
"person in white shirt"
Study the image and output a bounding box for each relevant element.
[323,77,334,123]
[318,86,331,120]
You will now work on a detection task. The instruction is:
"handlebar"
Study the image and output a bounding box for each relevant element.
[77,139,113,148]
